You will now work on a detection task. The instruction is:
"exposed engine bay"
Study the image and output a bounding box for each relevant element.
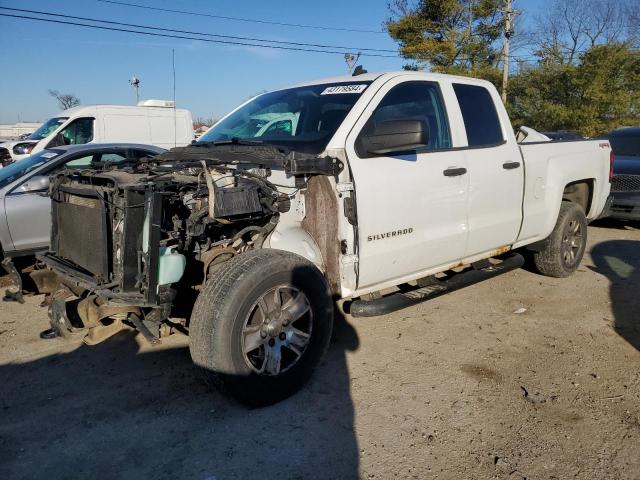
[40,144,344,342]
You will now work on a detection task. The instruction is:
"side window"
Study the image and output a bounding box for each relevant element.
[98,152,127,163]
[357,82,451,156]
[63,154,94,168]
[65,151,129,168]
[452,84,504,147]
[49,118,94,147]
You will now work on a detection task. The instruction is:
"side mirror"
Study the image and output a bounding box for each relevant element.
[19,175,50,193]
[360,119,429,155]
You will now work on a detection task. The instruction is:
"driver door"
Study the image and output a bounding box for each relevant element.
[345,79,469,290]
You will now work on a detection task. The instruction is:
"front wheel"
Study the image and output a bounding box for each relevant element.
[533,201,588,278]
[189,249,334,406]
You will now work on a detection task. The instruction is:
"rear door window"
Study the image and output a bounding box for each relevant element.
[452,84,504,147]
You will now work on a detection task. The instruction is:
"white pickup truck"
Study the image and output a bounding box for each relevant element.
[40,71,612,406]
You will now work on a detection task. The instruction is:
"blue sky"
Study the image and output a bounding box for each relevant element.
[0,0,550,123]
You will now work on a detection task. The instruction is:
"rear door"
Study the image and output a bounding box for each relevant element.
[451,82,524,257]
[345,78,469,290]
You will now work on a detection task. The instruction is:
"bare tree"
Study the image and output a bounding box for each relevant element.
[194,117,217,128]
[534,0,637,64]
[626,0,640,47]
[48,89,80,110]
[584,0,628,45]
[535,0,588,64]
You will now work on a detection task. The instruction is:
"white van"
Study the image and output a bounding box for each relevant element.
[0,100,194,163]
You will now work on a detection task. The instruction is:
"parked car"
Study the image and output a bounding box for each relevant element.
[0,143,165,291]
[606,127,640,220]
[541,130,584,141]
[0,100,193,164]
[39,71,612,406]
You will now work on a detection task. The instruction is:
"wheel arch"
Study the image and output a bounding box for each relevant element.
[562,179,594,216]
[266,176,342,296]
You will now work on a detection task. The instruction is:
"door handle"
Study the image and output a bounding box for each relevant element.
[503,161,521,170]
[443,167,467,177]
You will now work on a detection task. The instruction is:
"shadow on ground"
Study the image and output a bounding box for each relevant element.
[591,239,640,352]
[0,315,360,480]
[590,218,640,231]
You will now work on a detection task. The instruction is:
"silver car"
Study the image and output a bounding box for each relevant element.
[0,143,165,262]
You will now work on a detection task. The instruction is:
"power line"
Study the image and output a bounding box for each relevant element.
[0,6,397,54]
[3,9,628,65]
[97,0,386,34]
[0,12,399,57]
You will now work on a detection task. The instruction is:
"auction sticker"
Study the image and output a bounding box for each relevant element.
[321,84,367,95]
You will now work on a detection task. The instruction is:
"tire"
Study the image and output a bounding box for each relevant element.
[533,201,587,278]
[189,249,334,406]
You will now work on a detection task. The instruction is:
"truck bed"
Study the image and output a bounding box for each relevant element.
[515,139,611,248]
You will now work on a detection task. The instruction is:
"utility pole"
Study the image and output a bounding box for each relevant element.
[344,52,361,75]
[501,0,516,104]
[467,0,473,69]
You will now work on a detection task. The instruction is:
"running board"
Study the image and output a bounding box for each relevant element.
[349,252,525,318]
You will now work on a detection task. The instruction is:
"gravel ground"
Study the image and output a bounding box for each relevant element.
[0,220,638,480]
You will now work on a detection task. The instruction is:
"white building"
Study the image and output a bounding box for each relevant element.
[0,122,42,139]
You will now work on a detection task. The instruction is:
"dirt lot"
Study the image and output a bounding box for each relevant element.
[0,221,639,480]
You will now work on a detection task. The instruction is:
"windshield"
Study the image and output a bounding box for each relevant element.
[198,82,371,154]
[28,117,68,141]
[609,133,640,157]
[0,150,62,190]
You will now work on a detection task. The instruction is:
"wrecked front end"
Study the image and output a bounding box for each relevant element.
[40,144,342,344]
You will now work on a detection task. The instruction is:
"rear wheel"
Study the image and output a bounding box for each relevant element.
[533,201,587,278]
[189,249,333,406]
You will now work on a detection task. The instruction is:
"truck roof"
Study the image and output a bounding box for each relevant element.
[289,71,494,89]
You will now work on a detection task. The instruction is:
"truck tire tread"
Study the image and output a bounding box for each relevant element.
[189,248,333,406]
[533,201,587,278]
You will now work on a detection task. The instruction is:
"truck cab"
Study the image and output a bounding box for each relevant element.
[332,73,526,294]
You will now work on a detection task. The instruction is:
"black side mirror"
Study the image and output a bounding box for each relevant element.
[360,119,429,155]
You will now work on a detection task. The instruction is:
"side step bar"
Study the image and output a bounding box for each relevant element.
[350,252,525,318]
